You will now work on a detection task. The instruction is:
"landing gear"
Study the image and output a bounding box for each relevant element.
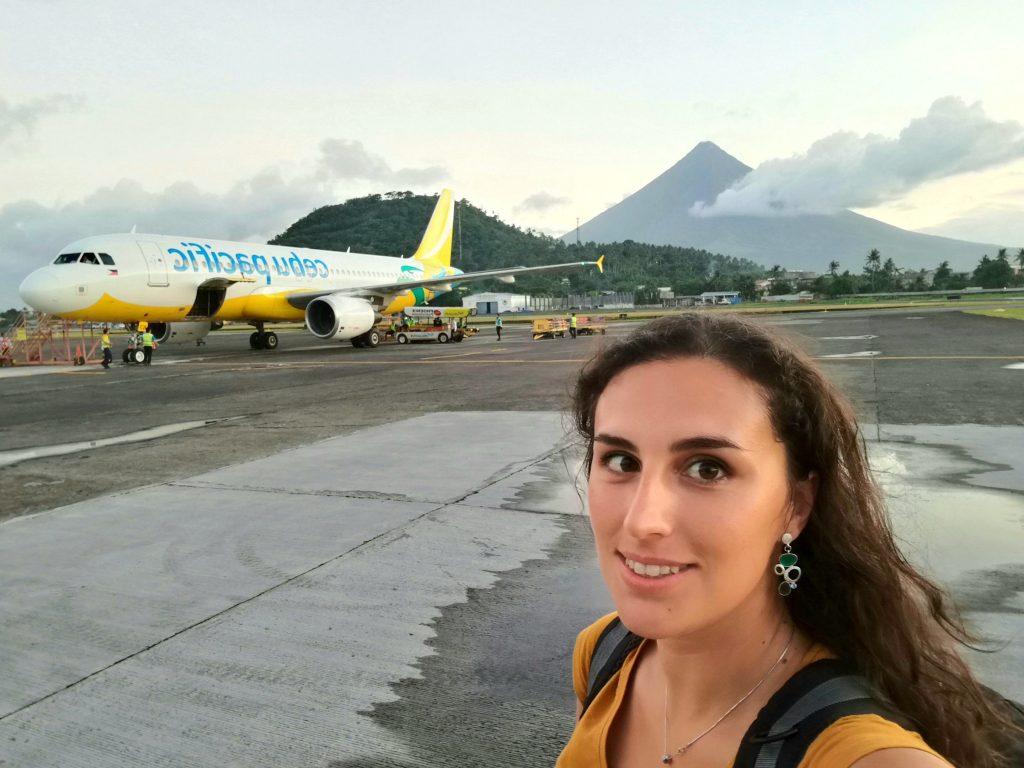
[350,330,381,349]
[249,324,278,350]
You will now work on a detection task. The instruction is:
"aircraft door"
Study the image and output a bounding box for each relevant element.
[137,241,170,287]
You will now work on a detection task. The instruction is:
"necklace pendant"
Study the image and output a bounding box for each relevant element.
[660,755,673,765]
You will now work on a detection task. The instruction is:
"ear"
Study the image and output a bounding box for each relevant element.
[788,471,818,539]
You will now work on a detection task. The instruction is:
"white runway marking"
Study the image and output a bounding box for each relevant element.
[819,335,879,340]
[820,351,881,358]
[0,418,235,469]
[1004,363,1024,370]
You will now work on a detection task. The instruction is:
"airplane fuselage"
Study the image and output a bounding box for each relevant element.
[18,233,462,324]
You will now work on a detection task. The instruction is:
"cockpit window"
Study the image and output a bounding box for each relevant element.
[99,253,115,265]
[54,253,81,264]
[80,253,99,265]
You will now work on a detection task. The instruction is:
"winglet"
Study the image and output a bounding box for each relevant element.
[596,254,605,274]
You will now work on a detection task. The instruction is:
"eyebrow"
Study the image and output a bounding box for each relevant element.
[594,433,744,452]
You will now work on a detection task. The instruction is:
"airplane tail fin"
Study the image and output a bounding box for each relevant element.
[411,189,455,267]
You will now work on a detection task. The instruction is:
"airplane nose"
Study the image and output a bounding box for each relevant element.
[19,268,59,312]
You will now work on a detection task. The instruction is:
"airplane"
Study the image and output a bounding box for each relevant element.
[18,189,604,351]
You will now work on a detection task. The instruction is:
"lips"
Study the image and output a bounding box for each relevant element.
[617,551,696,585]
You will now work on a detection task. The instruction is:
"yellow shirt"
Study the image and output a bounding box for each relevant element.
[556,612,946,768]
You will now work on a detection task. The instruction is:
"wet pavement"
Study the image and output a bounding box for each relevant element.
[1,307,1023,766]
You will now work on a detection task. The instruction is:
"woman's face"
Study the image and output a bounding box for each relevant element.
[588,357,813,639]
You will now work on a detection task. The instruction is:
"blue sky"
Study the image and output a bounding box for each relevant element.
[2,0,1023,304]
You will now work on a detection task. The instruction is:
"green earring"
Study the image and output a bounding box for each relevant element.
[774,532,801,596]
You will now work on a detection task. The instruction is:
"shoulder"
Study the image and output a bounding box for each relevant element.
[570,611,620,702]
[849,749,951,768]
[802,715,951,768]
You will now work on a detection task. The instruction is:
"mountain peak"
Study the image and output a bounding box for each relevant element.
[680,141,745,167]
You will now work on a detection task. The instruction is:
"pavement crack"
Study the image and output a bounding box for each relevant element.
[168,482,431,504]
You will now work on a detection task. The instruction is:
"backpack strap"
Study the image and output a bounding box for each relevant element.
[734,659,913,768]
[582,617,642,717]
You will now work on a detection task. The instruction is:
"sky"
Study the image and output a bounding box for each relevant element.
[2,0,1023,306]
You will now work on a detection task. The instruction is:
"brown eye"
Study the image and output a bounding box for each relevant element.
[602,452,640,474]
[685,459,726,483]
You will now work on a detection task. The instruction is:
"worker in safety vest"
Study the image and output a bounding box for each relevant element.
[495,313,503,341]
[141,329,155,365]
[569,313,578,339]
[101,326,113,369]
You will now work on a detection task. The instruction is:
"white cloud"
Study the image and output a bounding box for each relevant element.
[919,205,1024,248]
[315,139,448,185]
[0,93,83,147]
[692,97,1024,218]
[515,191,570,213]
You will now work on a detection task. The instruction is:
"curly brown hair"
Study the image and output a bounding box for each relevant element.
[571,313,1021,768]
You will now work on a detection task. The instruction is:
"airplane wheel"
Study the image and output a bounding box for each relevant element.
[364,330,380,348]
[249,332,260,350]
[437,332,449,344]
[263,332,278,350]
[351,337,365,348]
[132,349,146,364]
[122,349,130,363]
[396,333,409,345]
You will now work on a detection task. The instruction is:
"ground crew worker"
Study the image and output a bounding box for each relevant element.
[569,313,578,339]
[495,313,503,341]
[141,329,155,365]
[100,326,112,369]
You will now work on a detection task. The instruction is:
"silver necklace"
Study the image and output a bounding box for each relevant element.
[659,627,795,765]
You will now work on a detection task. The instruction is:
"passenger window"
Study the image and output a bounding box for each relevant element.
[80,253,99,265]
[99,253,115,265]
[54,253,80,264]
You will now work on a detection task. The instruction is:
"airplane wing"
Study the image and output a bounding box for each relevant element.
[285,256,604,310]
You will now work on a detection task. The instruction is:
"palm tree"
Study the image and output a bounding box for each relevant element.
[865,249,882,291]
[1016,248,1024,273]
[828,260,840,277]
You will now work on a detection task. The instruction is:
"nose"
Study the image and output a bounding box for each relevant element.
[623,471,677,539]
[19,268,61,313]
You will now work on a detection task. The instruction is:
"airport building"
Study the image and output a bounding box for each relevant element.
[462,292,530,315]
[463,291,635,314]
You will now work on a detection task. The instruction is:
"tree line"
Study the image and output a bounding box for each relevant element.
[768,247,1024,299]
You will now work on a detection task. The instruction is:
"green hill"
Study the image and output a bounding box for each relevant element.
[270,191,765,303]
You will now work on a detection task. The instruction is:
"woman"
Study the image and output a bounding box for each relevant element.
[558,314,1018,768]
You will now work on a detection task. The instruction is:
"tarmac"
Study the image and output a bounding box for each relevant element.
[1,307,1022,767]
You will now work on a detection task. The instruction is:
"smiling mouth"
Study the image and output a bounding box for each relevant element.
[621,555,694,579]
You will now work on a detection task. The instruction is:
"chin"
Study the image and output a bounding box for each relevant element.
[614,601,703,640]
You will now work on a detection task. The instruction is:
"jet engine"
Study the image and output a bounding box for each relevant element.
[148,321,217,344]
[304,294,376,340]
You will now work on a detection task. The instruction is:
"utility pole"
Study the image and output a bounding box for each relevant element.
[457,201,463,264]
[576,217,581,246]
